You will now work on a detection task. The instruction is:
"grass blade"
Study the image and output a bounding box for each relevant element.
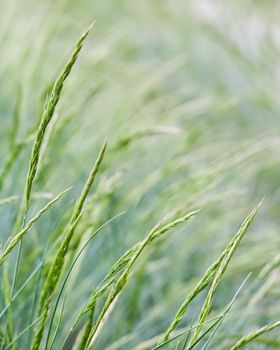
[31,142,106,350]
[84,209,199,348]
[158,202,262,345]
[230,321,280,350]
[44,211,125,350]
[0,188,70,266]
[189,202,261,345]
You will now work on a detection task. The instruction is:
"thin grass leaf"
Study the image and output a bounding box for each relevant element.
[38,142,106,313]
[0,263,42,321]
[175,340,181,350]
[62,211,197,348]
[0,236,62,323]
[186,320,221,350]
[230,320,280,350]
[45,211,125,350]
[201,274,251,350]
[47,294,67,350]
[5,26,93,335]
[80,209,198,318]
[78,309,95,350]
[153,276,249,350]
[181,318,195,350]
[152,316,222,350]
[0,187,70,266]
[158,201,262,345]
[28,243,50,346]
[5,316,43,350]
[31,142,106,350]
[1,266,14,349]
[84,209,199,348]
[189,203,261,345]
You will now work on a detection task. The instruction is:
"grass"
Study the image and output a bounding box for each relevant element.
[0,1,280,349]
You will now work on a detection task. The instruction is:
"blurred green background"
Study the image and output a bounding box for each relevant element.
[0,0,280,349]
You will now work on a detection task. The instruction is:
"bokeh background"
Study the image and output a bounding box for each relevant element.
[0,0,280,349]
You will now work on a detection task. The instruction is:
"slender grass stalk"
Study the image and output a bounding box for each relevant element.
[61,210,198,348]
[44,212,125,350]
[38,142,106,312]
[0,237,62,322]
[0,264,42,321]
[200,274,251,350]
[1,191,67,350]
[31,142,106,350]
[5,316,43,350]
[0,188,70,266]
[158,201,262,345]
[1,266,14,349]
[181,319,194,350]
[78,309,95,350]
[8,24,93,326]
[189,202,262,345]
[48,294,67,350]
[152,316,222,350]
[61,274,122,348]
[187,320,222,350]
[230,320,280,350]
[84,209,199,348]
[27,243,50,347]
[79,210,197,318]
[153,274,250,350]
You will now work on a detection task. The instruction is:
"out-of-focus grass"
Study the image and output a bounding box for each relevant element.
[0,0,280,349]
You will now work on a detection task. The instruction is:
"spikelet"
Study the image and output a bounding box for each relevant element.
[24,23,93,213]
[230,320,280,350]
[189,201,262,345]
[158,202,262,345]
[84,209,199,348]
[31,142,106,350]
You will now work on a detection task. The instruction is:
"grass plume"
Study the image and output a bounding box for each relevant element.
[230,320,280,350]
[188,201,262,345]
[24,24,93,213]
[158,202,262,345]
[31,142,106,350]
[84,209,199,348]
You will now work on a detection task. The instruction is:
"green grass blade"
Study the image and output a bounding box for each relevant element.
[24,23,93,212]
[44,211,125,350]
[189,202,261,345]
[230,321,280,350]
[84,209,199,348]
[201,274,251,350]
[31,142,106,350]
[0,187,70,266]
[158,202,262,345]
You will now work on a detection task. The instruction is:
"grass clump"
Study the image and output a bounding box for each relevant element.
[0,2,279,350]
